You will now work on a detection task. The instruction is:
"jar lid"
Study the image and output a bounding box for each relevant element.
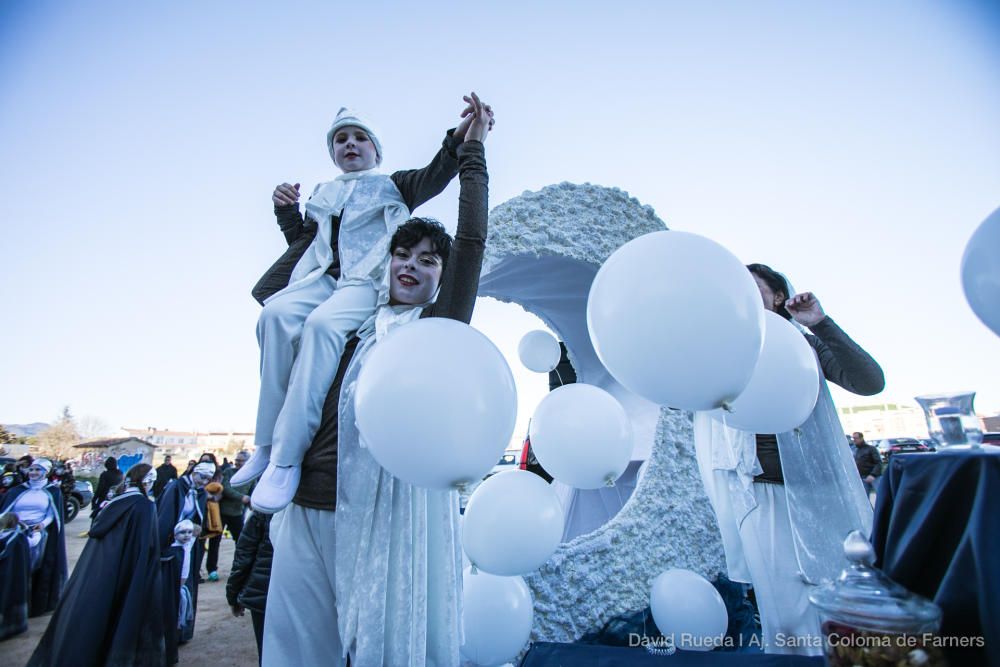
[808,531,941,633]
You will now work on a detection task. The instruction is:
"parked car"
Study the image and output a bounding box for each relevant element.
[874,437,931,463]
[981,432,1000,446]
[62,480,94,523]
[488,453,518,478]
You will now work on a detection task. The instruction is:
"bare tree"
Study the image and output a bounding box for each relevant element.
[34,406,81,460]
[77,415,114,441]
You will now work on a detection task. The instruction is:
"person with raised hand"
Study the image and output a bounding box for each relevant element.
[238,94,493,517]
[260,92,494,667]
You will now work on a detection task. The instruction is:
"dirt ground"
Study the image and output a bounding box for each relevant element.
[7,514,260,666]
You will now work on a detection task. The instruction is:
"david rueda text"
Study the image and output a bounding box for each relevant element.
[628,633,985,650]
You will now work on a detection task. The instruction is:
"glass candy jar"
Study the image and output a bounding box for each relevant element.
[914,392,983,449]
[809,531,945,667]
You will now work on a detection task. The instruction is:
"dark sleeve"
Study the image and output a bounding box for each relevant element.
[226,514,261,606]
[221,471,244,503]
[867,449,883,477]
[93,473,110,509]
[390,130,461,212]
[155,482,180,551]
[274,205,305,245]
[805,316,885,396]
[250,219,317,306]
[423,140,487,324]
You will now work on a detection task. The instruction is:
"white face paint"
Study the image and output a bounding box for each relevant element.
[174,528,195,544]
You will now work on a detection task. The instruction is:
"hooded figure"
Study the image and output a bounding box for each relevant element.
[0,513,30,640]
[92,456,123,516]
[156,465,210,658]
[0,458,67,616]
[28,464,166,667]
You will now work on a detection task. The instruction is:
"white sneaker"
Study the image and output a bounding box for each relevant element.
[250,463,301,514]
[231,446,271,486]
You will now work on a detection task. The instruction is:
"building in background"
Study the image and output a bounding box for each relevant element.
[838,402,996,440]
[838,402,929,439]
[73,437,156,473]
[122,427,254,461]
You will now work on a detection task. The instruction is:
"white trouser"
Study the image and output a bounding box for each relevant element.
[255,277,377,465]
[262,504,346,667]
[740,482,822,656]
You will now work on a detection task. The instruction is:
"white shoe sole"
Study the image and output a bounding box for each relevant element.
[230,448,271,486]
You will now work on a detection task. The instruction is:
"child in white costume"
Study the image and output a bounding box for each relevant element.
[239,103,486,513]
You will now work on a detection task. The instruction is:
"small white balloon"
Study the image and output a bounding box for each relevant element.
[463,469,564,576]
[355,318,517,490]
[712,311,820,433]
[461,568,534,666]
[588,231,765,411]
[517,329,562,373]
[649,569,728,652]
[962,206,1000,338]
[529,384,633,489]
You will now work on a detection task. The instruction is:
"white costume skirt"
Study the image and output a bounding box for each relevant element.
[740,482,823,656]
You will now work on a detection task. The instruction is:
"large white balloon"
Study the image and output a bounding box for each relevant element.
[463,469,564,576]
[461,568,534,666]
[962,206,1000,337]
[354,318,518,490]
[517,329,561,373]
[712,311,820,433]
[649,569,728,652]
[529,384,633,489]
[587,231,765,411]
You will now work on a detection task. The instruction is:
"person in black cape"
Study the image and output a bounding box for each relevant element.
[156,461,211,661]
[92,456,124,516]
[0,512,31,640]
[0,458,67,616]
[28,463,166,666]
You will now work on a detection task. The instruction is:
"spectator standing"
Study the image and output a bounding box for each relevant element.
[196,453,224,582]
[15,456,33,485]
[220,451,253,546]
[153,455,178,499]
[226,511,273,666]
[852,432,882,499]
[91,457,123,517]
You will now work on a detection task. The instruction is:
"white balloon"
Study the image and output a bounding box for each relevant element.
[649,569,728,652]
[962,206,1000,337]
[529,384,633,489]
[463,470,564,576]
[712,311,820,433]
[460,568,533,666]
[587,231,765,411]
[517,329,561,373]
[355,318,518,490]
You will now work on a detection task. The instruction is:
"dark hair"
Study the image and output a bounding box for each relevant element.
[114,463,153,496]
[199,452,218,465]
[104,457,119,471]
[747,263,792,320]
[389,218,452,270]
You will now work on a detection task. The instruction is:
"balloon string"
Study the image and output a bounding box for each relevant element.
[553,367,565,387]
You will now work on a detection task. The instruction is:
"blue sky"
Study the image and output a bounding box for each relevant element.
[2,0,998,437]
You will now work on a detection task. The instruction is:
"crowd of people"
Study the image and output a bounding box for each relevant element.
[0,88,895,665]
[0,450,264,664]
